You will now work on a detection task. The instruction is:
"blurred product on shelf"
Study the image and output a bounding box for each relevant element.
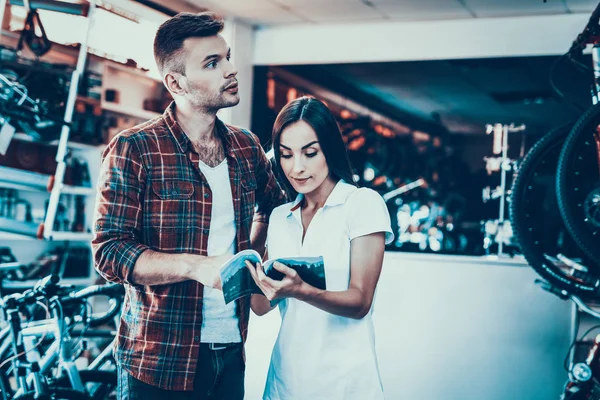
[0,189,32,222]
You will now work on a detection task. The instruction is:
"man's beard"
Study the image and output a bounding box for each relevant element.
[188,85,239,112]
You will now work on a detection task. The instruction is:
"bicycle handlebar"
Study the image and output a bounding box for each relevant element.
[2,274,61,309]
[32,274,60,295]
[535,279,570,300]
[568,2,600,55]
[2,277,123,328]
[60,283,124,327]
[64,283,123,302]
[536,279,600,319]
[572,296,600,320]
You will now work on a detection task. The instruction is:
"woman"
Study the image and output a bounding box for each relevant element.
[246,96,393,399]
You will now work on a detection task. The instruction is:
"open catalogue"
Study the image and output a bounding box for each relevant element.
[219,249,326,304]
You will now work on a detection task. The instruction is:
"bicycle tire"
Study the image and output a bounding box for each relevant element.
[54,370,116,400]
[557,102,600,265]
[0,345,115,400]
[15,387,92,400]
[510,124,598,294]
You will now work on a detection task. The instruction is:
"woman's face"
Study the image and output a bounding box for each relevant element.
[279,120,332,195]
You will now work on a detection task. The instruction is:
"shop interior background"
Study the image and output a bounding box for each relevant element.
[0,1,599,400]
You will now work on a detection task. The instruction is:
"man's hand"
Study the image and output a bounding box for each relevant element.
[188,254,230,290]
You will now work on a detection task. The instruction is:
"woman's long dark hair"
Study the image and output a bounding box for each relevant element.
[272,96,357,199]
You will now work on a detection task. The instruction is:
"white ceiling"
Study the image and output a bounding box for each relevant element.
[178,0,600,27]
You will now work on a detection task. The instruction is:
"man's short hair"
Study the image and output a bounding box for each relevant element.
[153,12,224,76]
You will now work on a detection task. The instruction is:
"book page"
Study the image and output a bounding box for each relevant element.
[264,256,326,307]
[264,256,326,289]
[220,249,262,304]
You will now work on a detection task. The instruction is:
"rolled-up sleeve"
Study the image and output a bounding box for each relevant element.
[92,135,149,284]
[250,133,286,224]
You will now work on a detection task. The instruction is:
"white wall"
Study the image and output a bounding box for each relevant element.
[245,253,572,400]
[254,14,589,66]
[218,19,254,129]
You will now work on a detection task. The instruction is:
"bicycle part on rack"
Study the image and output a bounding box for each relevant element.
[583,186,600,229]
[0,274,121,400]
[510,125,599,295]
[535,279,600,400]
[483,123,525,256]
[557,102,600,265]
[0,69,65,155]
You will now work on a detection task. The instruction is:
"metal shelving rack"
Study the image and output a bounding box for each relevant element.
[0,0,97,241]
[36,0,97,241]
[0,0,102,288]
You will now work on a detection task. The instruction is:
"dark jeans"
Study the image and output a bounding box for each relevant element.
[117,343,245,400]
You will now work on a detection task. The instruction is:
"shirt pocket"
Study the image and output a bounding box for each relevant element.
[147,181,196,248]
[241,173,257,192]
[151,181,195,200]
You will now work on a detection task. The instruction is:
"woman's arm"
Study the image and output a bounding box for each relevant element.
[247,232,386,319]
[250,292,275,316]
[299,232,385,318]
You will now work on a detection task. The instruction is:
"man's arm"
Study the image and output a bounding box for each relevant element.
[131,250,228,288]
[92,135,224,288]
[249,132,287,226]
[250,221,268,258]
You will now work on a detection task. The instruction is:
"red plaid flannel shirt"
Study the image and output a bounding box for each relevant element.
[92,102,285,390]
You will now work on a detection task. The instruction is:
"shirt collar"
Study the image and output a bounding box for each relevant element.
[163,101,234,155]
[287,179,356,217]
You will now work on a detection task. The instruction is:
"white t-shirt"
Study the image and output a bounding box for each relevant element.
[263,180,393,400]
[197,159,241,343]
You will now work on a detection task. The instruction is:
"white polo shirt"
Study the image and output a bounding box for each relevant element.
[263,179,393,400]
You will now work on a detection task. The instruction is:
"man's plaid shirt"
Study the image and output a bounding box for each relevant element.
[92,102,285,390]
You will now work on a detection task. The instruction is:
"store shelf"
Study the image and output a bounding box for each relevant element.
[0,231,37,241]
[101,101,161,120]
[3,277,92,289]
[0,217,39,237]
[58,184,96,196]
[0,227,95,242]
[0,166,96,196]
[105,62,161,82]
[47,232,94,242]
[0,262,24,270]
[12,132,105,151]
[47,139,105,151]
[0,166,49,191]
[0,180,45,193]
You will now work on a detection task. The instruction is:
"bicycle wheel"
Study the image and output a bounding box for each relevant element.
[510,124,598,294]
[54,370,117,400]
[16,388,92,400]
[557,103,600,265]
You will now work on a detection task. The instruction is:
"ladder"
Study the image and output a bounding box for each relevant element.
[1,0,97,240]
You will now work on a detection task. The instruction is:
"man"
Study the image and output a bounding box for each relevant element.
[92,12,285,399]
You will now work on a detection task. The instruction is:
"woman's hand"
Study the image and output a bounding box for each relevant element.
[245,260,307,301]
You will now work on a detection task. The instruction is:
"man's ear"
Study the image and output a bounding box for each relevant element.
[164,72,185,96]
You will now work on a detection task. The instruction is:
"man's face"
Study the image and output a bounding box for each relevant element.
[177,35,239,111]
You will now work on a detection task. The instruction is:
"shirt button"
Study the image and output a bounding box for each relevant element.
[194,335,200,342]
[203,229,209,235]
[204,193,210,199]
[171,189,178,195]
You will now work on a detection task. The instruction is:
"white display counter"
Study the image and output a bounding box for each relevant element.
[245,252,573,400]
